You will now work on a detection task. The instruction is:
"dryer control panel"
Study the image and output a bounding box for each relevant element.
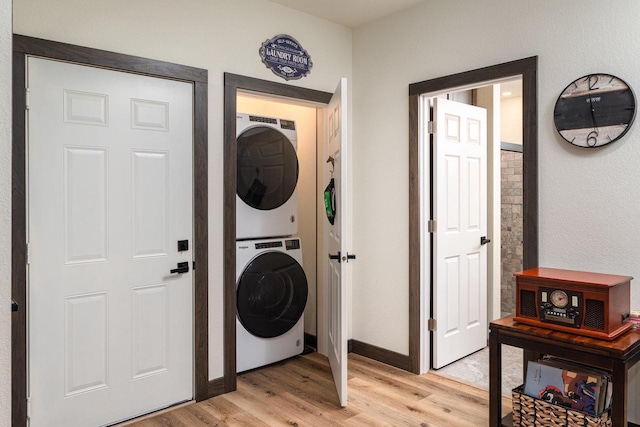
[285,239,300,250]
[280,119,296,130]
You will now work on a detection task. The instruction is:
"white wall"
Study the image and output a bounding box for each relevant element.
[13,0,352,381]
[352,0,640,420]
[501,95,523,144]
[0,0,11,424]
[236,95,318,336]
[352,0,640,352]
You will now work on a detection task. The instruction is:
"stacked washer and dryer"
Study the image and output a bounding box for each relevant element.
[235,113,308,373]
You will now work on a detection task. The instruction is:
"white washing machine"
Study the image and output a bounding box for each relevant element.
[236,113,299,240]
[236,237,307,373]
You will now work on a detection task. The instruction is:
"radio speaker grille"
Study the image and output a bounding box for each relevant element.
[584,299,605,330]
[519,290,537,318]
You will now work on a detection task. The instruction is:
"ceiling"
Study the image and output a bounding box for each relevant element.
[267,0,426,28]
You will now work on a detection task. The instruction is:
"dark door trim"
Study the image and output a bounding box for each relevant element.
[223,72,331,392]
[408,56,538,373]
[12,35,209,426]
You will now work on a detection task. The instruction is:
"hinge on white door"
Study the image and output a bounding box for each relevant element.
[427,121,435,134]
[26,396,32,419]
[427,220,437,233]
[26,243,30,265]
[428,318,437,331]
[25,88,30,110]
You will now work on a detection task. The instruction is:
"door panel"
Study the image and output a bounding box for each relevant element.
[63,146,109,263]
[132,284,170,378]
[132,151,169,258]
[325,78,349,407]
[64,292,108,396]
[28,57,193,426]
[432,98,488,369]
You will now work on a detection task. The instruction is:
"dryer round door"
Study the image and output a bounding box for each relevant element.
[237,251,308,338]
[237,126,299,211]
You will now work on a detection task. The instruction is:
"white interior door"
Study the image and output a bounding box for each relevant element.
[432,97,488,369]
[325,78,349,407]
[27,57,193,426]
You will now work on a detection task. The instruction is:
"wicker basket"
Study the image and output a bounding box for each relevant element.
[512,386,611,427]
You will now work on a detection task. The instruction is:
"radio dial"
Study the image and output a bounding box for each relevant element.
[550,290,569,308]
[540,302,552,314]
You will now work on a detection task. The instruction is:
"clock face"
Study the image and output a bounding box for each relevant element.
[554,74,636,148]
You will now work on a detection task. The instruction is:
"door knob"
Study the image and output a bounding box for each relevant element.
[480,236,491,245]
[170,262,189,274]
[329,252,341,263]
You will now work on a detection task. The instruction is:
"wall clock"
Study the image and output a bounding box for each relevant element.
[554,73,636,148]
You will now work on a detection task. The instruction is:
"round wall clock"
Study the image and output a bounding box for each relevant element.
[554,73,636,148]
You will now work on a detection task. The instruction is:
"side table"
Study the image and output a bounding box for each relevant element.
[489,315,640,427]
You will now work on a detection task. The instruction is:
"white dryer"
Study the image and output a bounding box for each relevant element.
[236,113,299,240]
[236,237,307,373]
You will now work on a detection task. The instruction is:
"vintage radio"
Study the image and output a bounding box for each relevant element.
[514,267,632,340]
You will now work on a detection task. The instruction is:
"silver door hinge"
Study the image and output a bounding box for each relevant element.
[427,121,435,134]
[27,396,32,419]
[26,88,30,110]
[428,318,437,331]
[26,243,30,265]
[428,220,436,233]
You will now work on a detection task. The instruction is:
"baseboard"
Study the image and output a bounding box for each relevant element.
[349,339,412,372]
[207,377,225,399]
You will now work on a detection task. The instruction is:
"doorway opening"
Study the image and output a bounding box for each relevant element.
[235,91,320,363]
[407,57,538,376]
[424,78,526,389]
[223,73,349,406]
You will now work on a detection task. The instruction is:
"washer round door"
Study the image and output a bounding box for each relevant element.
[237,251,308,338]
[237,126,299,211]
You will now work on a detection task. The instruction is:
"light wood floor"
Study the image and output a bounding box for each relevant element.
[122,352,511,426]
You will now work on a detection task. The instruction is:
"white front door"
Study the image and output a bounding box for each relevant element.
[432,98,488,369]
[325,78,349,407]
[27,57,194,426]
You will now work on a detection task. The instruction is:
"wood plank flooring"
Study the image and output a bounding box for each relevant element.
[121,352,511,427]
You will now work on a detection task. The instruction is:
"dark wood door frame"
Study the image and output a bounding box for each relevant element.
[224,73,415,392]
[12,35,209,426]
[408,56,539,373]
[223,73,331,392]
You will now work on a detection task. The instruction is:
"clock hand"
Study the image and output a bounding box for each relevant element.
[589,98,598,131]
[586,97,600,147]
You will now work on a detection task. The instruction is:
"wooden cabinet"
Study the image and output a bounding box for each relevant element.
[489,316,640,427]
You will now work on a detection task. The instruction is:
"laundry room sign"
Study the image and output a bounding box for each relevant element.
[259,34,313,81]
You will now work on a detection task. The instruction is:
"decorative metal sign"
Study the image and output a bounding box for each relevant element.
[259,34,313,81]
